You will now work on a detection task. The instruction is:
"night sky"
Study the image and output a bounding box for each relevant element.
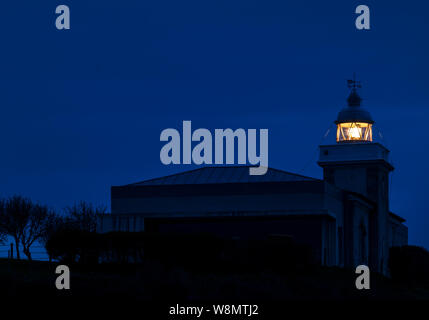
[0,1,428,248]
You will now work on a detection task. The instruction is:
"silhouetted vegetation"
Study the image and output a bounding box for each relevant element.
[0,196,105,261]
[0,196,53,260]
[63,201,105,232]
[44,230,315,275]
[2,256,429,302]
[41,201,106,262]
[2,197,429,302]
[389,245,429,288]
[0,227,5,244]
[1,201,429,302]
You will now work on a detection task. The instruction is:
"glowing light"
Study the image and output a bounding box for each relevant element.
[349,126,362,139]
[336,122,372,142]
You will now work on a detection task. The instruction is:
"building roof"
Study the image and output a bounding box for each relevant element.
[389,211,406,223]
[336,105,374,124]
[125,166,319,186]
[335,90,374,124]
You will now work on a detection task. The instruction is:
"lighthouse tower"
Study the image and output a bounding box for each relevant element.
[318,78,393,273]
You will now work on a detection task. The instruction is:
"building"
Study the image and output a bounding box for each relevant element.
[98,82,407,274]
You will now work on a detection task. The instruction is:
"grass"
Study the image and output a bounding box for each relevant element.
[1,258,429,302]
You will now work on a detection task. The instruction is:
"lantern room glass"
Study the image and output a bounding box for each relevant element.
[336,122,372,142]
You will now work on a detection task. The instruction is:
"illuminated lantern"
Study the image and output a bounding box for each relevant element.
[335,78,373,143]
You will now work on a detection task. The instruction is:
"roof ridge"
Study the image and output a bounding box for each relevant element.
[124,165,319,186]
[267,167,319,180]
[128,166,207,186]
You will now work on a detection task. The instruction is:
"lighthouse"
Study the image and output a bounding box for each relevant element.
[98,76,407,274]
[318,78,394,273]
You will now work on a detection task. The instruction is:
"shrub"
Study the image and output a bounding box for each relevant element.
[45,229,99,264]
[44,229,314,274]
[389,245,429,288]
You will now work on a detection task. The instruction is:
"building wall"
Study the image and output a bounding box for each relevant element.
[323,183,344,266]
[99,181,345,267]
[319,143,396,274]
[145,215,331,265]
[388,217,408,248]
[111,193,326,215]
[97,214,145,233]
[98,213,338,266]
[351,200,370,267]
[100,174,407,272]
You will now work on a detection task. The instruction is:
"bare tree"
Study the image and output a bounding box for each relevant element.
[0,228,5,245]
[0,196,51,260]
[21,204,51,260]
[0,206,6,245]
[39,211,64,245]
[39,211,66,262]
[0,196,32,260]
[64,201,106,232]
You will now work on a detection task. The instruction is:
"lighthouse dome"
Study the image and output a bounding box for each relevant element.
[335,79,374,143]
[335,105,374,124]
[335,91,374,124]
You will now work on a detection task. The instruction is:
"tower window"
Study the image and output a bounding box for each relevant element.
[336,122,372,142]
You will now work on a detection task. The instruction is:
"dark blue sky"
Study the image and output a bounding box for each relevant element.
[0,1,428,247]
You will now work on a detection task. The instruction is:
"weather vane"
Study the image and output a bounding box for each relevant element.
[347,73,362,91]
